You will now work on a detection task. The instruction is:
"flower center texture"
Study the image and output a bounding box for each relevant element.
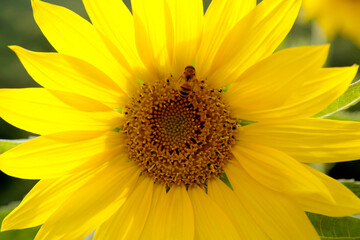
[123,66,238,187]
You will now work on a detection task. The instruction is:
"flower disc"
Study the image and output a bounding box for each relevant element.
[123,69,237,187]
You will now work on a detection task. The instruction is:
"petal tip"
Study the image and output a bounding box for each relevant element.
[8,45,24,54]
[1,218,11,232]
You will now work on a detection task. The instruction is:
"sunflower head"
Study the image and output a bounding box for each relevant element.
[123,66,238,187]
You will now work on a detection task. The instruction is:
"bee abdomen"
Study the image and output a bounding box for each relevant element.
[179,83,192,98]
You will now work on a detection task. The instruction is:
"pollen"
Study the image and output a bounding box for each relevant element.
[122,70,238,187]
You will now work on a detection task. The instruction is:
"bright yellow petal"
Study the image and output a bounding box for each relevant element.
[131,0,173,79]
[139,183,167,239]
[225,161,320,240]
[232,66,358,122]
[0,131,123,179]
[139,185,194,240]
[93,176,153,240]
[10,46,127,108]
[286,66,358,106]
[196,0,256,77]
[188,186,240,240]
[207,0,301,88]
[32,0,137,95]
[1,168,98,231]
[233,142,334,204]
[82,0,155,83]
[0,88,121,135]
[298,165,360,217]
[207,178,269,239]
[225,45,329,110]
[150,186,194,240]
[242,118,360,163]
[168,0,203,76]
[34,160,139,240]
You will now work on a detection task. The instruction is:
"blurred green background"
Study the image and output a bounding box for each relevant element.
[1,0,360,237]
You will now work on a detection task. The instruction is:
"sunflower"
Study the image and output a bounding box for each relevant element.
[1,0,360,239]
[302,0,360,46]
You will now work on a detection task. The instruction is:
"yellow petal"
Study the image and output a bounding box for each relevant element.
[34,160,139,240]
[232,66,358,122]
[139,185,194,240]
[196,0,256,77]
[32,0,137,95]
[225,45,329,110]
[132,0,173,79]
[242,118,360,163]
[188,186,240,240]
[233,142,334,204]
[298,165,360,217]
[1,168,98,231]
[207,0,301,88]
[225,160,320,240]
[93,176,153,240]
[0,131,123,179]
[207,178,269,239]
[168,0,203,76]
[151,186,194,240]
[82,0,155,83]
[139,183,167,239]
[10,46,128,109]
[0,88,121,135]
[285,66,358,107]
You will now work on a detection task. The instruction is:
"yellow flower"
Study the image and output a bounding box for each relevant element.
[1,0,360,239]
[303,0,360,46]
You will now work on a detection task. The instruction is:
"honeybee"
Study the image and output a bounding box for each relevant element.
[178,66,198,99]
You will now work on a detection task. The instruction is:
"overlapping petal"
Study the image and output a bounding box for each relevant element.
[207,178,269,239]
[93,176,153,240]
[232,142,333,203]
[1,168,98,230]
[225,45,329,110]
[141,186,194,240]
[196,0,255,77]
[131,0,173,79]
[168,0,203,76]
[34,160,139,240]
[231,66,357,122]
[82,0,155,83]
[32,0,137,95]
[188,186,240,240]
[242,118,360,162]
[225,161,320,240]
[297,165,360,217]
[139,184,167,239]
[206,0,301,87]
[0,88,121,135]
[0,131,123,179]
[10,46,127,108]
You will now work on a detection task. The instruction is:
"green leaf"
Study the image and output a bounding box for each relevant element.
[308,180,360,240]
[0,202,39,240]
[307,213,360,240]
[0,139,29,154]
[325,111,360,122]
[314,79,360,118]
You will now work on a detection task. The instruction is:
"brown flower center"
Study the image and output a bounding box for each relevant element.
[122,67,237,187]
